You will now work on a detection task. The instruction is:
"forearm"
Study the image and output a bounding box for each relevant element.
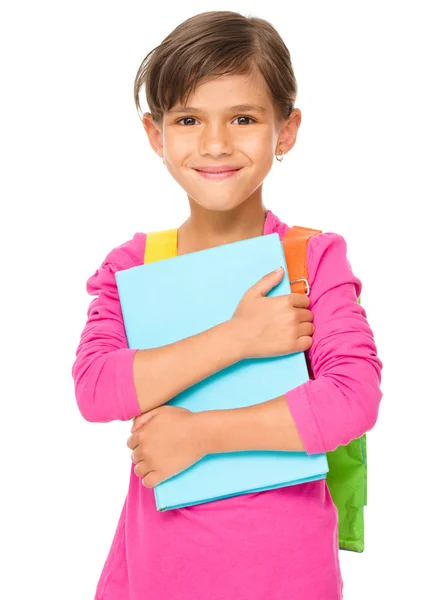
[197,394,306,454]
[133,319,245,413]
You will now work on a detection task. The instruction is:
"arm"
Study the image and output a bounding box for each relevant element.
[196,232,383,456]
[71,234,245,423]
[196,395,305,454]
[132,318,244,414]
[283,233,383,454]
[71,237,143,423]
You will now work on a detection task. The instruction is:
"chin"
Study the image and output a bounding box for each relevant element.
[189,197,245,213]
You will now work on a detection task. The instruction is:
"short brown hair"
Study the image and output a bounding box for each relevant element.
[133,11,297,126]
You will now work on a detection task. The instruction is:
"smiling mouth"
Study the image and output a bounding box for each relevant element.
[193,168,243,180]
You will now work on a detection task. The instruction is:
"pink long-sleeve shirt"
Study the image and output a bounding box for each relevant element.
[71,208,383,600]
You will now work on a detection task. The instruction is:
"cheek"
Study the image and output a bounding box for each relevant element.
[242,129,273,152]
[230,134,271,169]
[244,141,274,173]
[166,136,192,160]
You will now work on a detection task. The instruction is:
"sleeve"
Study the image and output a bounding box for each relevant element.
[71,239,144,423]
[284,232,383,455]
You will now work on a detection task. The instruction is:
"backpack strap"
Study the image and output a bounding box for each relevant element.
[144,228,178,263]
[143,226,323,298]
[283,225,322,295]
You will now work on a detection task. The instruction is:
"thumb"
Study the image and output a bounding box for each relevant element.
[253,267,285,297]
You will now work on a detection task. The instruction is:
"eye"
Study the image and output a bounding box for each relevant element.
[177,117,198,126]
[234,116,255,125]
[176,115,256,126]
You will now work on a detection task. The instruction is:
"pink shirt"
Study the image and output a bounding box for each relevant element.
[72,209,383,599]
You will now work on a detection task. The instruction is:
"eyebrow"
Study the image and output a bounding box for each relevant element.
[167,104,268,114]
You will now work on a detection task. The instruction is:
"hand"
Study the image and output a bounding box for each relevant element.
[231,267,315,359]
[127,406,206,488]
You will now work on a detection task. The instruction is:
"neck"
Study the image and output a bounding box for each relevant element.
[178,199,268,254]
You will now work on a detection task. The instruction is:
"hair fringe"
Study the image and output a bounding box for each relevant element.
[133,11,297,126]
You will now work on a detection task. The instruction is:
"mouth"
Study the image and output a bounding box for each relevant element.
[193,168,243,180]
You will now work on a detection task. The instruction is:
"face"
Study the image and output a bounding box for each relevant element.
[143,70,301,213]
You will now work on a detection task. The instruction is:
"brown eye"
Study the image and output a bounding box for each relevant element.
[234,116,255,125]
[177,117,198,126]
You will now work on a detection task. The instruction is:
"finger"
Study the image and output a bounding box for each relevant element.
[131,410,158,432]
[127,434,138,450]
[288,293,310,308]
[253,267,285,297]
[131,449,144,464]
[142,471,158,488]
[297,321,315,337]
[295,308,314,322]
[134,462,152,480]
[296,335,314,351]
[131,417,142,433]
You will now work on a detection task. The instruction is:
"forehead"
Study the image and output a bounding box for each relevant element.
[169,71,274,113]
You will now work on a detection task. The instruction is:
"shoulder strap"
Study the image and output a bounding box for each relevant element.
[144,225,323,297]
[144,228,178,263]
[283,225,322,295]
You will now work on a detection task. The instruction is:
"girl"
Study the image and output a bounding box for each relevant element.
[72,11,383,600]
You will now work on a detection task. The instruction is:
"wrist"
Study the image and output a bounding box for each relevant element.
[223,318,248,362]
[192,406,257,455]
[192,410,221,456]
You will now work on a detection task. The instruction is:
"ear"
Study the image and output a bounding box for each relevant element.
[142,112,163,157]
[275,108,302,155]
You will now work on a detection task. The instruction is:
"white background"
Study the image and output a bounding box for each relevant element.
[1,1,424,598]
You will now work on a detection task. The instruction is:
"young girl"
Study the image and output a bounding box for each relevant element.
[72,10,383,599]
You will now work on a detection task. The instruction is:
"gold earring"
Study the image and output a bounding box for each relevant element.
[161,154,166,165]
[275,150,284,162]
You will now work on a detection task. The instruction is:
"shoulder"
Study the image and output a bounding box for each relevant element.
[306,230,362,301]
[284,226,350,270]
[101,231,147,272]
[307,230,348,267]
[85,232,147,296]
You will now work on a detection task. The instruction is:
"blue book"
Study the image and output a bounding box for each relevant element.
[115,232,328,511]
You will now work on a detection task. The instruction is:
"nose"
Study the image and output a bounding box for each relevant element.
[199,122,233,157]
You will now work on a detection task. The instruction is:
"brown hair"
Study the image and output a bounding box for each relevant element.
[133,11,297,127]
